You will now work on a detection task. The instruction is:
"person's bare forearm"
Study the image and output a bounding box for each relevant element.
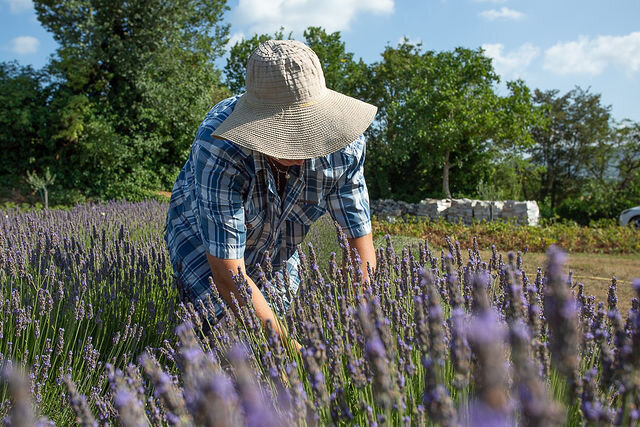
[348,232,376,285]
[205,253,289,340]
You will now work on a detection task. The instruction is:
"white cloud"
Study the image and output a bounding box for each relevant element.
[482,42,539,78]
[11,36,39,54]
[232,0,394,35]
[227,32,246,49]
[479,7,525,21]
[1,0,33,13]
[544,32,640,76]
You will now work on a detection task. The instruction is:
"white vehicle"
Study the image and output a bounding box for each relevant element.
[619,206,640,228]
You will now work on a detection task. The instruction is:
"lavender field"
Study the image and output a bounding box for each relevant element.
[1,200,639,426]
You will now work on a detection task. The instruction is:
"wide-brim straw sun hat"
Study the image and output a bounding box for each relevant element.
[212,40,378,159]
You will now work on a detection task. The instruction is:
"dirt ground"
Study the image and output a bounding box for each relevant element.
[511,250,639,315]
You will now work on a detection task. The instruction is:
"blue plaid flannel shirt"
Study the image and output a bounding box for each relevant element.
[164,95,372,318]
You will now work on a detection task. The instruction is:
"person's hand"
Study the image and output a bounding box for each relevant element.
[360,296,370,310]
[289,338,303,354]
[358,287,370,310]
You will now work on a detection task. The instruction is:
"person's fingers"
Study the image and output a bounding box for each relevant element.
[292,338,303,353]
[280,369,290,387]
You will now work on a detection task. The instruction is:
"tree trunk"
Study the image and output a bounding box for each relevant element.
[443,149,452,199]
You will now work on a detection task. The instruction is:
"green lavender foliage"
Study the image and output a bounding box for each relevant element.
[1,201,639,425]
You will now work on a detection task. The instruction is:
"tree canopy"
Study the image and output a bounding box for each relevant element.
[528,87,612,209]
[28,0,230,200]
[363,42,541,200]
[1,9,638,222]
[0,62,53,184]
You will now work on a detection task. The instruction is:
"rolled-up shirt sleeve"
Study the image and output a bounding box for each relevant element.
[326,135,372,239]
[193,140,247,259]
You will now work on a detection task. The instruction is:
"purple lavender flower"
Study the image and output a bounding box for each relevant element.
[420,269,446,364]
[581,368,614,423]
[301,347,329,408]
[632,278,640,296]
[464,400,512,427]
[444,256,463,310]
[471,270,491,314]
[509,320,565,425]
[113,386,146,427]
[466,310,512,426]
[364,333,396,410]
[449,308,470,388]
[139,351,191,425]
[329,386,353,423]
[1,363,36,426]
[4,196,639,426]
[607,277,618,312]
[543,246,581,397]
[422,357,457,426]
[63,375,98,426]
[228,344,282,426]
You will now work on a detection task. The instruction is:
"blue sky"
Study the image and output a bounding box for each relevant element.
[2,0,639,122]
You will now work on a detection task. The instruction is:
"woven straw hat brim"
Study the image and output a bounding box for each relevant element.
[211,89,377,159]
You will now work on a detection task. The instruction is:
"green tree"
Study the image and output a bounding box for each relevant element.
[0,62,54,188]
[613,120,640,193]
[361,40,427,200]
[529,87,612,210]
[302,27,367,97]
[25,168,56,209]
[33,0,231,200]
[574,120,640,223]
[365,42,540,200]
[525,88,640,223]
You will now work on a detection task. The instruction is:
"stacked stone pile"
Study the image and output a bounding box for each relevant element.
[371,198,540,226]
